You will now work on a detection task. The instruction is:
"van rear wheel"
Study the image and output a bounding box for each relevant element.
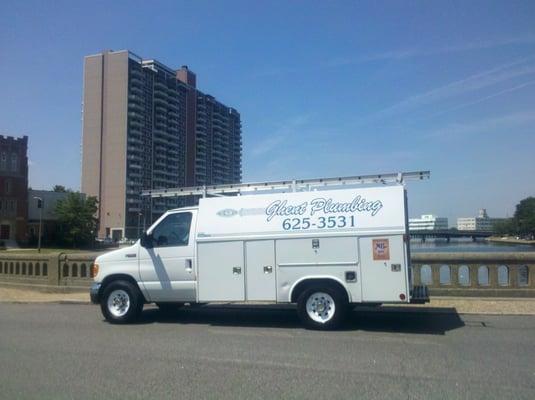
[100,281,143,324]
[297,286,347,330]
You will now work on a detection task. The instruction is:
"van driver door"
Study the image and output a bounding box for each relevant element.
[138,211,197,302]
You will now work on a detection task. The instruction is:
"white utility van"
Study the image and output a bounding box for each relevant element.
[90,171,430,329]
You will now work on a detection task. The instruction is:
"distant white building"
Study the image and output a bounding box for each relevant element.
[409,214,449,231]
[457,209,502,232]
[27,189,71,242]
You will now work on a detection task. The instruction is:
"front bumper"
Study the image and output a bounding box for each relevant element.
[90,284,101,304]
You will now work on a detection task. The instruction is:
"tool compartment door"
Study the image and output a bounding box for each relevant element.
[197,241,245,302]
[245,240,276,301]
[359,235,409,302]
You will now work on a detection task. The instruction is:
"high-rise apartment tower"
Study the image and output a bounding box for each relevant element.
[81,50,241,240]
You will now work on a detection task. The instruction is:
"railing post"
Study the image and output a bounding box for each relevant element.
[450,263,459,287]
[46,253,61,287]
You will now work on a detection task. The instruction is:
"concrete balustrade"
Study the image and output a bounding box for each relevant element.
[0,252,534,297]
[0,252,96,291]
[411,253,534,297]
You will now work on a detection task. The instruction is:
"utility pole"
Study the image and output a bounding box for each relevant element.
[33,197,43,253]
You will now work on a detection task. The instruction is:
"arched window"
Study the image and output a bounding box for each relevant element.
[458,265,470,286]
[497,265,509,286]
[478,265,489,286]
[518,265,529,286]
[420,265,432,284]
[439,265,451,285]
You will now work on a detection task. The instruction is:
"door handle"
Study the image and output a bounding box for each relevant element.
[233,266,242,275]
[185,259,192,273]
[263,265,273,274]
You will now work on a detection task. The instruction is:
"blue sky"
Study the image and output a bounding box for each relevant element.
[1,0,534,223]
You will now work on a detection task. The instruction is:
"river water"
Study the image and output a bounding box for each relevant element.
[410,238,535,253]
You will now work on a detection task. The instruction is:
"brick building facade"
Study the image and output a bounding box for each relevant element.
[0,135,28,244]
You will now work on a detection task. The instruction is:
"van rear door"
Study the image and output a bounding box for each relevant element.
[359,235,409,302]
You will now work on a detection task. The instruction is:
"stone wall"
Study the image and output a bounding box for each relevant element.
[0,252,95,291]
[412,253,534,297]
[1,252,534,297]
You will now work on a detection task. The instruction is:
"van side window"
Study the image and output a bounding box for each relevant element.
[152,212,192,247]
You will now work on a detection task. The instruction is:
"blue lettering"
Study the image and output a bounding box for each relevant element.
[266,200,308,222]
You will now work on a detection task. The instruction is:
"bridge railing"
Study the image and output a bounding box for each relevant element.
[1,252,534,297]
[0,252,96,291]
[411,253,534,297]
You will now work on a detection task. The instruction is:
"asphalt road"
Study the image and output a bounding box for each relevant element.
[0,303,534,400]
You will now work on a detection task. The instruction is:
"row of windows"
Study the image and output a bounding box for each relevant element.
[0,198,16,212]
[419,264,529,286]
[0,152,19,172]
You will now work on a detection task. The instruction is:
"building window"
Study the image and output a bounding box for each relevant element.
[11,154,18,172]
[0,152,6,170]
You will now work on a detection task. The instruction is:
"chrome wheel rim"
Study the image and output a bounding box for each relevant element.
[107,289,130,317]
[306,292,335,324]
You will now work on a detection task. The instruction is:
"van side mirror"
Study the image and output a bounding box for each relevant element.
[140,232,153,248]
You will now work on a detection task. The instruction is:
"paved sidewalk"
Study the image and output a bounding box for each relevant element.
[1,286,534,315]
[0,287,90,303]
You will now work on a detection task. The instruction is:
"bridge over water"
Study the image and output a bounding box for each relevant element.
[410,229,493,242]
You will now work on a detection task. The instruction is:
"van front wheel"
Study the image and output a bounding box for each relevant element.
[100,281,143,324]
[297,287,347,330]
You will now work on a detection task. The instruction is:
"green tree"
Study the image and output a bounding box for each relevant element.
[53,185,68,192]
[494,218,517,235]
[54,192,98,247]
[514,196,535,236]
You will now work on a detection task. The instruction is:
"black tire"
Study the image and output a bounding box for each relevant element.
[100,280,143,324]
[297,286,347,330]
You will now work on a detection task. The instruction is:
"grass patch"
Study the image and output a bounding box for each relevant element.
[1,247,108,255]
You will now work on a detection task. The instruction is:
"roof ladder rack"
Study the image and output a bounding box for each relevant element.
[141,170,430,198]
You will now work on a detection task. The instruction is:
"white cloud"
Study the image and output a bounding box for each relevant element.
[427,110,535,139]
[329,35,535,66]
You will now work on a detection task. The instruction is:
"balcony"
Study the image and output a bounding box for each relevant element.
[127,137,143,146]
[130,76,143,86]
[128,163,142,170]
[129,119,143,129]
[154,81,167,91]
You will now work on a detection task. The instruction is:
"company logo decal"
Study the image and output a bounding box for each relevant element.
[217,209,238,217]
[265,196,383,222]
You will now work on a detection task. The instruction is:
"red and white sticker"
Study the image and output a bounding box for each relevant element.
[372,238,390,260]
